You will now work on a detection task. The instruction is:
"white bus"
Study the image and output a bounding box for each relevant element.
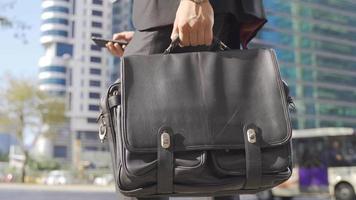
[258,127,356,200]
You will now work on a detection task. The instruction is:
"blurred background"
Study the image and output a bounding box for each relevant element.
[0,0,355,200]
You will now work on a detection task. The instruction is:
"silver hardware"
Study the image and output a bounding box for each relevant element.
[98,117,107,143]
[247,128,257,144]
[161,131,171,149]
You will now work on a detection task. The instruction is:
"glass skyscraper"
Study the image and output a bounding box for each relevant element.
[111,0,134,82]
[251,0,356,129]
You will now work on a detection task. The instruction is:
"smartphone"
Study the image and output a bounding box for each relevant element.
[91,37,128,48]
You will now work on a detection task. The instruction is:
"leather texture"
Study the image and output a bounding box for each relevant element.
[99,48,293,198]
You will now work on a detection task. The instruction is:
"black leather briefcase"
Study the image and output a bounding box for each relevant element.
[98,47,294,198]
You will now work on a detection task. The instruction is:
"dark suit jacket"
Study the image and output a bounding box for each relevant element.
[131,0,267,47]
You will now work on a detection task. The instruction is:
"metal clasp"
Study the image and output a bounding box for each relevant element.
[247,128,257,144]
[98,114,107,143]
[161,131,171,149]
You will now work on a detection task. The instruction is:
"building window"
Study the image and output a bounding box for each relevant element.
[90,44,101,51]
[56,43,73,57]
[91,33,102,38]
[47,91,66,96]
[72,0,76,14]
[42,18,69,25]
[90,68,101,75]
[39,66,66,73]
[91,21,102,28]
[84,131,98,140]
[89,80,101,87]
[92,0,103,5]
[89,92,100,99]
[71,21,75,38]
[92,10,103,16]
[89,105,100,111]
[42,30,68,37]
[87,118,97,123]
[90,56,101,63]
[84,146,98,151]
[53,145,67,158]
[43,6,69,14]
[40,78,66,85]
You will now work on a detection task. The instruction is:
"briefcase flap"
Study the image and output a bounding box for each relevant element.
[121,49,292,153]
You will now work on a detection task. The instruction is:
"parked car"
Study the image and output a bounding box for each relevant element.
[44,170,72,185]
[93,174,114,186]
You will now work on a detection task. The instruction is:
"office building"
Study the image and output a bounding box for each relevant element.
[111,0,134,81]
[0,133,17,158]
[38,0,113,166]
[251,0,356,129]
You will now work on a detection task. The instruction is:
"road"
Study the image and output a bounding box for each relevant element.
[0,184,330,200]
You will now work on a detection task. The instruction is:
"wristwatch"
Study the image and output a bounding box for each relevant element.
[183,0,208,4]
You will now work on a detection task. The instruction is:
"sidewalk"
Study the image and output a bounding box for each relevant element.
[0,183,116,192]
[0,183,254,200]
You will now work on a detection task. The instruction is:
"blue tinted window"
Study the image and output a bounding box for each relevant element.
[43,18,69,25]
[90,68,101,75]
[92,21,102,28]
[89,80,101,87]
[90,56,101,63]
[89,92,100,99]
[43,6,69,13]
[71,21,75,38]
[87,118,97,123]
[91,33,102,38]
[92,10,102,16]
[40,66,66,73]
[92,0,103,5]
[53,145,67,158]
[84,146,98,151]
[91,44,101,51]
[56,43,73,57]
[47,91,66,96]
[42,30,68,37]
[89,104,100,111]
[40,78,66,85]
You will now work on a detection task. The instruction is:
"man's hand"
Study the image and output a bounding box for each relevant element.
[171,0,214,47]
[106,31,135,57]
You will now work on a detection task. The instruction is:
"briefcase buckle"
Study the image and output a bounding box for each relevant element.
[161,131,171,149]
[247,129,257,144]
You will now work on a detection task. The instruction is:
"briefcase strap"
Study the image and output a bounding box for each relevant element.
[243,125,262,189]
[157,127,174,194]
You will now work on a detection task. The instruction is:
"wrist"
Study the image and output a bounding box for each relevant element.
[181,0,209,5]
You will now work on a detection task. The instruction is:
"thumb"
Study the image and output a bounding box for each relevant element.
[170,21,179,41]
[113,32,132,41]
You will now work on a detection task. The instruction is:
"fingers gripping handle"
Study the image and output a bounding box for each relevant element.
[163,36,231,54]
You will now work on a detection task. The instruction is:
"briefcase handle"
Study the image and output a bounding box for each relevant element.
[163,36,231,54]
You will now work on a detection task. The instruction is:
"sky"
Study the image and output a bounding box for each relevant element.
[0,0,42,84]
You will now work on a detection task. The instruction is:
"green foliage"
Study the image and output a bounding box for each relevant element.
[0,77,67,182]
[0,153,9,162]
[0,16,12,28]
[0,78,66,148]
[28,158,61,171]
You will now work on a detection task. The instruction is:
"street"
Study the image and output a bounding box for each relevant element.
[0,184,330,200]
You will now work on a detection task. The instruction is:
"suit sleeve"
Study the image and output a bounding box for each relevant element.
[239,0,267,48]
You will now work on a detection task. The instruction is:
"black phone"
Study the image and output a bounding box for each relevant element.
[91,37,128,48]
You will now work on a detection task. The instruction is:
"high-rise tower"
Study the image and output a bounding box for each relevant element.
[39,0,113,167]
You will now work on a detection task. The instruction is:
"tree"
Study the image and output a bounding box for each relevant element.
[0,78,66,182]
[0,0,31,44]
